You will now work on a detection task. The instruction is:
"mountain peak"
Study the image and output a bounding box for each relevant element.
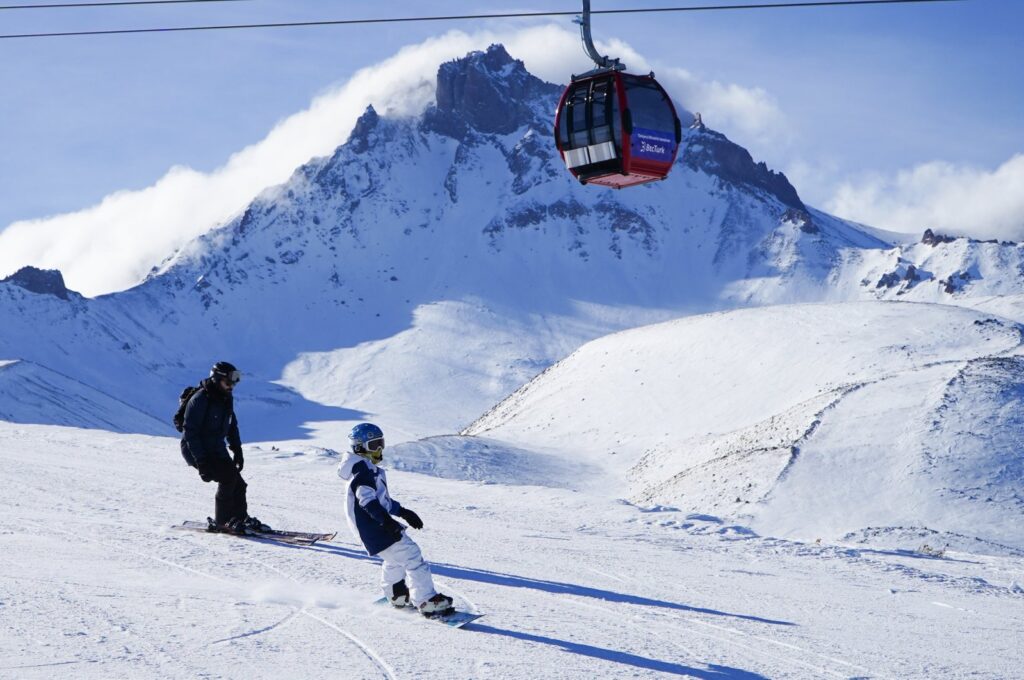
[430,43,561,136]
[684,126,804,211]
[346,105,381,153]
[2,266,71,300]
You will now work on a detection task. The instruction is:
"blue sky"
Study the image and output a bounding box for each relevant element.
[1,0,1022,293]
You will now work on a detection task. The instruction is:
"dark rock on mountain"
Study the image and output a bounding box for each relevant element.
[2,267,71,300]
[941,271,973,294]
[783,207,818,234]
[684,126,804,211]
[431,44,561,136]
[346,105,381,154]
[922,229,957,246]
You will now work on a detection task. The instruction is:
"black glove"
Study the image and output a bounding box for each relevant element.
[230,445,244,472]
[197,462,215,483]
[398,508,423,530]
[383,517,405,539]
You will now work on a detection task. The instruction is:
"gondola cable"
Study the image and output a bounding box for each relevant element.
[0,0,964,39]
[1,0,252,10]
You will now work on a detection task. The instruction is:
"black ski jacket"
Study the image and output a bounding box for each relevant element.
[181,378,241,466]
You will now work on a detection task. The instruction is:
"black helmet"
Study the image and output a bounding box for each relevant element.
[210,361,241,385]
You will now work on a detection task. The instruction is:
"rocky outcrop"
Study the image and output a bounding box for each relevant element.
[922,228,957,246]
[2,267,71,300]
[428,44,561,137]
[684,127,804,211]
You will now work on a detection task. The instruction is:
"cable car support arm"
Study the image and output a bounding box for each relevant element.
[575,0,626,75]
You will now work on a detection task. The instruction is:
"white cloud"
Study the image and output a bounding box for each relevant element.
[782,157,844,208]
[826,155,1024,241]
[0,24,791,297]
[660,68,791,154]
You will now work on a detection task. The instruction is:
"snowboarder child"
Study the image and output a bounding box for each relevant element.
[337,423,454,615]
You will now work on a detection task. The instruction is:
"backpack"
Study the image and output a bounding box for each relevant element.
[173,385,203,433]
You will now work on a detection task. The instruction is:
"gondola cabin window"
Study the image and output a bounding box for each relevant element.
[622,75,678,165]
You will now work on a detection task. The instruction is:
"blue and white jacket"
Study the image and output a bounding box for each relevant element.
[337,452,406,556]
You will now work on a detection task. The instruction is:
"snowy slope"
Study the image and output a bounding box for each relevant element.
[465,301,1024,553]
[0,360,170,435]
[2,421,1022,679]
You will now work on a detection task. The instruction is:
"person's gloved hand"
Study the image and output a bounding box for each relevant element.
[398,508,423,529]
[230,445,244,472]
[197,462,215,483]
[383,517,405,539]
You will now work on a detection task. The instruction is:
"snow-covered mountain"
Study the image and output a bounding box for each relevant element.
[3,44,1024,548]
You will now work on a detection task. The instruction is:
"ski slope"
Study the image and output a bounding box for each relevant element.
[467,301,1024,554]
[2,423,1022,678]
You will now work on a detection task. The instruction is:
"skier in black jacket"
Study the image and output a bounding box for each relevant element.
[181,361,269,533]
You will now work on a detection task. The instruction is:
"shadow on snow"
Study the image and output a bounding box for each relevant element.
[472,623,770,678]
[306,542,795,627]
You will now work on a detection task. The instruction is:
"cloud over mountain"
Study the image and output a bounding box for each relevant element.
[826,154,1024,241]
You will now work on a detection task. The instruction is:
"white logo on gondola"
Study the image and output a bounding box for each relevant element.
[635,129,673,158]
[640,140,667,155]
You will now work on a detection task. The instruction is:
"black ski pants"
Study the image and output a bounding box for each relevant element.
[212,458,248,525]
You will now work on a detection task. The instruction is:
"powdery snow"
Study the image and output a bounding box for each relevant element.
[2,422,1022,679]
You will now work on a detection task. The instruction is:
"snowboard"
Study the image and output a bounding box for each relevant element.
[373,597,484,629]
[172,519,333,546]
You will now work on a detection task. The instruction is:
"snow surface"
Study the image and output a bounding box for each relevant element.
[2,421,1023,679]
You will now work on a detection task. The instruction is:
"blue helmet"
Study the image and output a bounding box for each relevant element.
[349,422,385,464]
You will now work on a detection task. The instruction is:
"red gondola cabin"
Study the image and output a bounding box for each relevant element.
[555,72,682,189]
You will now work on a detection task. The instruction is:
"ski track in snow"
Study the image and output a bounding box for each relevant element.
[56,523,398,680]
[578,557,876,678]
[9,478,398,680]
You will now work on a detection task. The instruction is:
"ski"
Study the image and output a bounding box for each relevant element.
[200,520,334,542]
[248,527,336,542]
[172,520,323,546]
[372,597,485,629]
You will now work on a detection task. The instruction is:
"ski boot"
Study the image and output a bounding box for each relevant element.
[207,517,247,535]
[243,516,272,532]
[419,593,454,618]
[388,580,410,608]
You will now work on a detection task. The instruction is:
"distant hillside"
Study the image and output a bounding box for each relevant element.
[0,360,170,435]
[464,301,1024,554]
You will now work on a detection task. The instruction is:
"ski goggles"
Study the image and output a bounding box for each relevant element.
[218,370,242,385]
[365,437,385,452]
